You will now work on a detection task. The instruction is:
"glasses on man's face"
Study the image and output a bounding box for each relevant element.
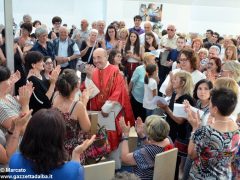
[167,29,174,31]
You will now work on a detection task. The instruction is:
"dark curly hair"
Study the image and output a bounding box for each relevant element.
[20,108,68,174]
[179,48,198,70]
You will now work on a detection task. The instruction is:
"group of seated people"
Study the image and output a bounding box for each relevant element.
[0,13,239,180]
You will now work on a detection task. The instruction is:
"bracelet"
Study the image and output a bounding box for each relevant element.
[190,131,195,139]
[122,136,129,141]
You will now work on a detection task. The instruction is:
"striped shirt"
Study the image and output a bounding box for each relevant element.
[133,144,165,180]
[0,94,21,126]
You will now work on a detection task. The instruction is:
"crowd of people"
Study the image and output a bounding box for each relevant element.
[0,13,240,180]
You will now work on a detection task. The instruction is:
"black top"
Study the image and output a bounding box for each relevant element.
[31,41,55,60]
[28,75,52,114]
[80,41,101,64]
[166,92,195,142]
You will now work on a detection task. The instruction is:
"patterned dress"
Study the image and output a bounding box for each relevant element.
[59,108,87,163]
[189,125,240,180]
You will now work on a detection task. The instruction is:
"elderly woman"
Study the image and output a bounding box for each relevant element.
[120,115,173,180]
[9,108,95,180]
[221,61,240,84]
[187,88,240,179]
[31,27,55,63]
[25,51,60,114]
[198,48,209,72]
[0,110,32,175]
[204,56,221,83]
[0,66,33,132]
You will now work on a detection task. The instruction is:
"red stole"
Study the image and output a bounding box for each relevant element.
[88,65,135,151]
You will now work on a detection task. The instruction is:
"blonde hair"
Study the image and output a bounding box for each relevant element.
[143,53,155,64]
[145,115,170,142]
[224,45,237,61]
[198,48,209,57]
[119,28,129,39]
[222,61,240,82]
[174,71,194,96]
[214,77,239,97]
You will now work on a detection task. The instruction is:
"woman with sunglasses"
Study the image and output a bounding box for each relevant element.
[203,57,221,83]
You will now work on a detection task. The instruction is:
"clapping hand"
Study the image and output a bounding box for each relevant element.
[10,70,21,85]
[49,65,61,84]
[119,116,130,137]
[72,135,96,161]
[183,100,200,130]
[10,109,33,134]
[18,82,34,107]
[135,117,145,138]
[79,87,92,106]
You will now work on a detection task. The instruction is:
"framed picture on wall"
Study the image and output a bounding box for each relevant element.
[139,3,163,23]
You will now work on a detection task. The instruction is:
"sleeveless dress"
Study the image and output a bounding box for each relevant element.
[56,101,87,163]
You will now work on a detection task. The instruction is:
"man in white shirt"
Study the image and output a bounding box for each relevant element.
[139,21,160,45]
[53,26,81,70]
[159,24,178,87]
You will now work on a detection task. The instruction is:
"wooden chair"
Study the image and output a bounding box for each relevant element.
[84,160,115,180]
[153,148,178,180]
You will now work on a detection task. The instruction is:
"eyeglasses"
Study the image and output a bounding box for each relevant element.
[45,62,53,65]
[167,29,174,31]
[208,62,214,66]
[116,55,122,58]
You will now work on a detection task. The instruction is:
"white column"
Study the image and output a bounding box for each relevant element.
[4,0,14,72]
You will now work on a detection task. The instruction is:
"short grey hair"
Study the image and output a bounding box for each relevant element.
[35,27,48,38]
[23,14,32,22]
[145,115,170,142]
[210,45,221,55]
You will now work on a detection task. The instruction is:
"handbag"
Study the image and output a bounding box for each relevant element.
[84,125,111,164]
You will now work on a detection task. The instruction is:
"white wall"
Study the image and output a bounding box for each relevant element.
[106,0,240,36]
[0,0,106,30]
[1,0,240,36]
